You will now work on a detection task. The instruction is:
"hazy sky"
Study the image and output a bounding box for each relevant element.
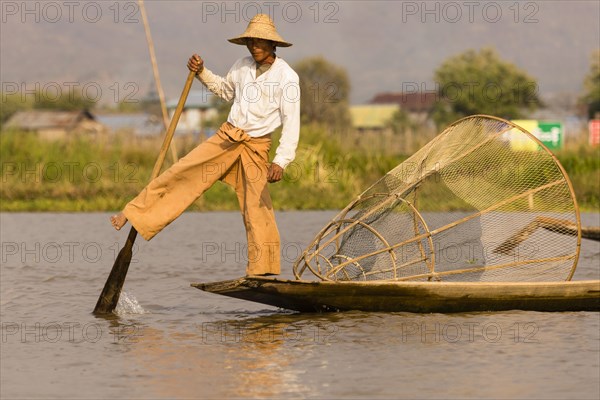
[1,1,599,105]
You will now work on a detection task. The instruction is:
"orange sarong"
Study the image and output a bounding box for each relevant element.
[123,122,280,275]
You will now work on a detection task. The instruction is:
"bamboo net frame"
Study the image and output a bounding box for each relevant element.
[293,115,582,282]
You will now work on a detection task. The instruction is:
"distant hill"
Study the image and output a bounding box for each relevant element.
[1,1,598,105]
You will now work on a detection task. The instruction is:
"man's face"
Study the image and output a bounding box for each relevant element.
[246,38,275,64]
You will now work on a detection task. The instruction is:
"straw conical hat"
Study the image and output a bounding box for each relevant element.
[228,14,292,47]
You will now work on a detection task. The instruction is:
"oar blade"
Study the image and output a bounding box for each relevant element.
[93,229,136,314]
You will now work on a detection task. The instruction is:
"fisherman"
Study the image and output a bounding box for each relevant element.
[110,14,300,276]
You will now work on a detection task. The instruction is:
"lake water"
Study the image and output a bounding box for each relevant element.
[1,212,599,399]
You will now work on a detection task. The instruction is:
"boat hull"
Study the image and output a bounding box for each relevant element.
[191,278,600,313]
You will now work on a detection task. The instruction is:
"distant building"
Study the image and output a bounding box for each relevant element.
[370,92,437,122]
[350,104,398,134]
[166,90,218,138]
[95,113,163,137]
[3,110,105,140]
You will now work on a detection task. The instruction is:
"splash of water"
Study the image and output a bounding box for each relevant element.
[115,291,146,315]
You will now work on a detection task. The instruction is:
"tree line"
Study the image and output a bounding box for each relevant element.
[2,48,598,129]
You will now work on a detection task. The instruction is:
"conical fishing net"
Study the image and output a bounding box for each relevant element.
[293,115,581,282]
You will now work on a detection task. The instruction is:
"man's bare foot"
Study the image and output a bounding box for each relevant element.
[110,212,128,231]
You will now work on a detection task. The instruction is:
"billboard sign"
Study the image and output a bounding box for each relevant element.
[510,120,564,151]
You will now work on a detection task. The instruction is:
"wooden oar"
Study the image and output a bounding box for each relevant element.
[93,70,196,315]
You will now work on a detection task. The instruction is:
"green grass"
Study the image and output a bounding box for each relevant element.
[555,143,600,211]
[1,127,598,212]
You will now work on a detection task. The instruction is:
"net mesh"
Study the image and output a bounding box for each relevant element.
[293,115,581,282]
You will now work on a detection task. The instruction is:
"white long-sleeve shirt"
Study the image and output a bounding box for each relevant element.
[197,56,300,169]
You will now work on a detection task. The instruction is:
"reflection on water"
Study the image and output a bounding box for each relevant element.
[1,212,599,399]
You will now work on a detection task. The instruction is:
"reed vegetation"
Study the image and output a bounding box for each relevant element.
[1,126,598,212]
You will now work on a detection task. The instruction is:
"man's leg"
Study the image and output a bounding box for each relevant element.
[122,131,243,240]
[228,147,281,276]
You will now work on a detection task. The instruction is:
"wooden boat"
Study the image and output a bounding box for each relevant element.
[193,116,600,314]
[192,277,600,313]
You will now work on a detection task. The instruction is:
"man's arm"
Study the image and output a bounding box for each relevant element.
[270,75,301,180]
[187,54,235,101]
